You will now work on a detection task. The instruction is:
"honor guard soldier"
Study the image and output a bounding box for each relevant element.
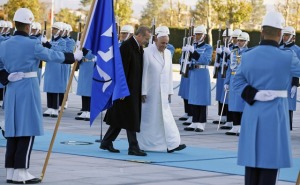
[30,22,43,83]
[75,48,95,121]
[4,21,13,38]
[231,29,242,49]
[232,12,300,185]
[0,20,7,42]
[213,28,233,125]
[223,32,249,135]
[1,8,82,184]
[42,21,67,117]
[183,25,212,132]
[59,23,75,109]
[118,25,134,46]
[280,26,300,130]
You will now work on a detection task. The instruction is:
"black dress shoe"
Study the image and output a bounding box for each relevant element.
[42,113,50,117]
[212,120,226,124]
[84,118,90,121]
[77,112,83,115]
[225,131,239,136]
[195,128,203,132]
[12,178,41,184]
[7,179,13,183]
[220,125,232,130]
[51,114,58,118]
[182,122,191,126]
[75,116,85,120]
[184,127,195,131]
[100,145,120,153]
[167,144,186,153]
[128,149,147,156]
[178,117,188,121]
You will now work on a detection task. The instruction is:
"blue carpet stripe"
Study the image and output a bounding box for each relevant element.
[0,131,299,182]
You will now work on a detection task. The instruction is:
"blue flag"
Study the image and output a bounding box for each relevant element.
[83,0,129,125]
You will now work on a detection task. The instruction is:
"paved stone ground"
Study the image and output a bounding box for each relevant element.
[0,65,299,185]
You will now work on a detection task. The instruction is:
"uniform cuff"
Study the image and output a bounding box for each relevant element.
[0,69,9,85]
[241,85,258,105]
[191,51,200,60]
[63,53,75,64]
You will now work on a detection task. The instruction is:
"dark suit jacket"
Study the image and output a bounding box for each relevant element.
[105,36,143,132]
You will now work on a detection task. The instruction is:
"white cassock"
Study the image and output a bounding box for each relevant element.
[137,44,181,151]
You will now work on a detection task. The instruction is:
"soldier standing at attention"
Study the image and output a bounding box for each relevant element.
[1,8,82,183]
[280,26,300,130]
[233,12,300,185]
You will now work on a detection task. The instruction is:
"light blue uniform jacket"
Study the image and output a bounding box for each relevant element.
[0,32,66,137]
[280,43,300,111]
[76,51,95,96]
[167,43,175,58]
[188,43,212,106]
[43,36,67,93]
[178,68,190,100]
[224,47,246,112]
[233,41,300,168]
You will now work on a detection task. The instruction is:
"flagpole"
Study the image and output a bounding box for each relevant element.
[40,0,97,181]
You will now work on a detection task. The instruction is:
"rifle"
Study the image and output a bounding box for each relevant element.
[221,23,229,78]
[115,16,120,39]
[179,21,189,74]
[150,18,156,44]
[43,19,47,36]
[180,17,194,78]
[212,24,222,79]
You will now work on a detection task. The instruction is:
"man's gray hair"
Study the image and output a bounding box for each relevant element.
[135,26,151,36]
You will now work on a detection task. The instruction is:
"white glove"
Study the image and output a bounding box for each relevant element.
[291,86,297,98]
[254,91,277,101]
[216,48,222,54]
[8,72,25,82]
[76,40,81,49]
[224,47,231,54]
[224,84,229,91]
[41,36,47,44]
[214,62,220,67]
[188,45,195,53]
[182,46,188,52]
[74,49,83,61]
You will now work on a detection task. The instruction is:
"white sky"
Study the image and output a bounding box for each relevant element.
[0,0,279,16]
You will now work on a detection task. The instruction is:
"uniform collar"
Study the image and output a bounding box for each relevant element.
[35,33,41,38]
[52,35,61,41]
[62,36,68,39]
[260,40,279,47]
[13,31,29,37]
[284,42,295,48]
[194,42,205,48]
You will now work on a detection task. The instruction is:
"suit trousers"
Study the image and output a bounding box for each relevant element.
[183,99,193,116]
[245,167,278,185]
[102,126,139,150]
[5,136,35,169]
[191,105,207,123]
[232,111,243,126]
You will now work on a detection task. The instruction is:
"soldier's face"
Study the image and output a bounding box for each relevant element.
[52,28,60,36]
[232,37,238,44]
[282,33,293,43]
[237,40,246,48]
[156,36,169,52]
[119,32,129,41]
[195,33,204,42]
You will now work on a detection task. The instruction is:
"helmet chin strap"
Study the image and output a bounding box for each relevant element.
[54,30,61,38]
[196,34,205,44]
[284,34,293,45]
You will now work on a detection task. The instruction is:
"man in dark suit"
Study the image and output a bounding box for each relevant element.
[100,26,151,156]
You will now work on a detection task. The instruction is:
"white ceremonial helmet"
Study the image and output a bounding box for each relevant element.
[237,32,250,42]
[283,26,296,36]
[32,22,41,30]
[52,21,64,31]
[13,8,34,24]
[232,29,242,37]
[0,20,7,28]
[222,28,233,37]
[65,24,73,32]
[194,25,207,34]
[262,11,285,29]
[157,26,170,35]
[120,25,134,34]
[6,21,13,29]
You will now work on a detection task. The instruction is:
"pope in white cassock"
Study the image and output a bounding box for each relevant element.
[137,33,186,153]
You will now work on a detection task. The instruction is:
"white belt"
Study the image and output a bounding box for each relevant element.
[23,72,37,78]
[260,90,287,98]
[194,64,207,69]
